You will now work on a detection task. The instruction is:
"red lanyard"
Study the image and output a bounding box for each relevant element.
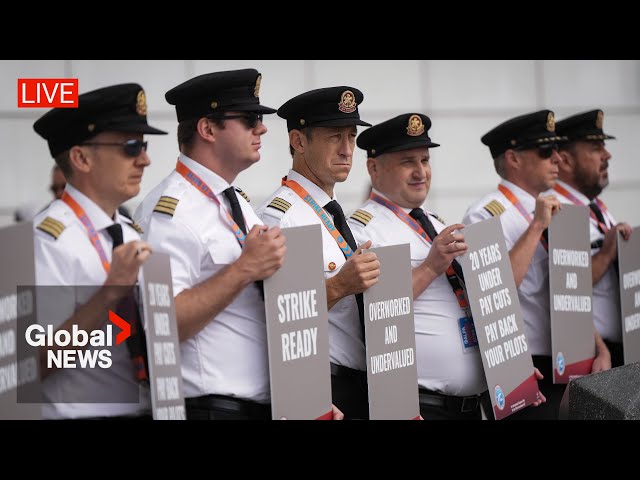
[282,177,354,259]
[176,160,246,247]
[369,193,470,313]
[553,184,610,234]
[62,191,111,273]
[498,184,549,251]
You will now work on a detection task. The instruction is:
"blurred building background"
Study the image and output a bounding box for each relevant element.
[1,60,638,228]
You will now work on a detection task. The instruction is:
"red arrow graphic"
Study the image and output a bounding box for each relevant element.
[109,310,130,345]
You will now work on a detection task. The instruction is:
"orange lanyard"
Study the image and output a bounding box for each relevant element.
[553,184,610,234]
[176,160,247,246]
[282,177,354,259]
[62,191,111,273]
[369,193,470,313]
[498,184,548,251]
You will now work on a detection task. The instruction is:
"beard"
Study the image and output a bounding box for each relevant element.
[574,165,607,199]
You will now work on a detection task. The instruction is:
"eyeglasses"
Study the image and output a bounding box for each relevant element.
[80,139,148,157]
[516,143,558,159]
[536,143,559,159]
[207,112,264,129]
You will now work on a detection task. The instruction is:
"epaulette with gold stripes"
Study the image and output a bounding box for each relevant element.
[429,212,446,224]
[235,187,250,203]
[483,199,506,217]
[153,196,179,217]
[36,216,65,240]
[350,209,373,226]
[130,222,144,234]
[267,197,292,214]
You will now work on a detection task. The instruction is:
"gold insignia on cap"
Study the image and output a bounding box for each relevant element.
[328,262,337,271]
[338,90,357,113]
[153,196,179,217]
[136,90,147,116]
[36,216,65,240]
[596,110,603,130]
[510,139,516,146]
[371,148,376,155]
[407,114,425,137]
[483,199,506,217]
[350,209,373,226]
[210,101,218,109]
[546,112,555,132]
[254,75,262,98]
[300,119,306,126]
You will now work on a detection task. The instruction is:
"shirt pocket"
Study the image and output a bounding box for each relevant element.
[206,234,242,266]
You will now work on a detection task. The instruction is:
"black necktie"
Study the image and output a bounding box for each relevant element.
[323,200,365,338]
[324,200,357,251]
[223,187,265,298]
[589,202,608,233]
[105,223,149,383]
[409,207,465,283]
[223,187,247,235]
[589,201,618,274]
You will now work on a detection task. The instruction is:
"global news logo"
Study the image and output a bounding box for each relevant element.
[24,311,130,369]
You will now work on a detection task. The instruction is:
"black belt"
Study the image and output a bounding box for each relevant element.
[418,388,482,414]
[330,363,367,381]
[185,394,271,420]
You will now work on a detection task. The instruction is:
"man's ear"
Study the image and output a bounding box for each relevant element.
[503,149,519,171]
[68,145,91,174]
[196,117,217,143]
[290,129,305,154]
[366,157,378,178]
[557,149,574,175]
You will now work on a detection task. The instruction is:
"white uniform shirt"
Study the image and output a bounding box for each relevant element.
[347,191,486,396]
[463,180,551,356]
[255,169,365,371]
[135,154,269,402]
[33,183,150,419]
[548,180,620,342]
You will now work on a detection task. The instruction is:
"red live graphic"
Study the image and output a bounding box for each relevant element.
[17,78,78,108]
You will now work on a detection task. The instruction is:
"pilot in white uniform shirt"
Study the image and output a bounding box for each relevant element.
[257,168,365,371]
[549,180,620,344]
[551,109,629,367]
[348,189,486,396]
[136,153,269,403]
[31,82,166,419]
[34,184,151,419]
[463,179,552,356]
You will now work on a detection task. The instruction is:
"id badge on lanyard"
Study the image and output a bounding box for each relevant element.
[458,316,479,352]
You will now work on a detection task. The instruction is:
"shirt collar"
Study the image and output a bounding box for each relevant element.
[64,183,116,233]
[179,153,231,196]
[287,169,335,207]
[500,179,537,213]
[555,180,591,205]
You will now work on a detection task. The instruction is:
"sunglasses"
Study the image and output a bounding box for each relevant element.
[207,112,264,129]
[516,143,558,159]
[536,143,559,159]
[80,139,148,158]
